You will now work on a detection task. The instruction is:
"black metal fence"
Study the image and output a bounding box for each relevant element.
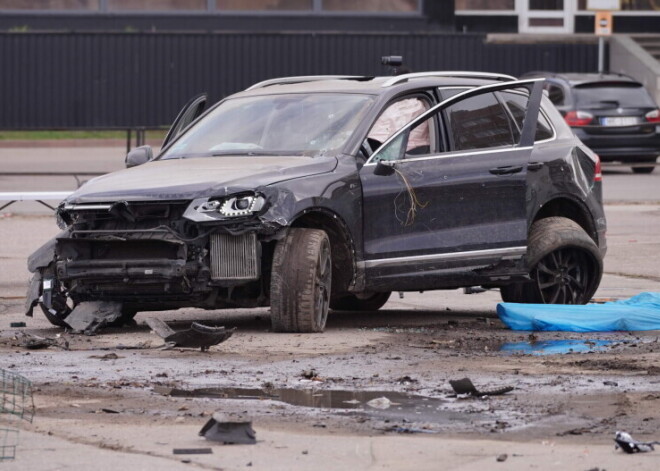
[0,32,601,129]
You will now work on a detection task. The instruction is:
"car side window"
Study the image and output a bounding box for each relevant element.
[499,91,554,142]
[443,92,514,151]
[546,84,565,106]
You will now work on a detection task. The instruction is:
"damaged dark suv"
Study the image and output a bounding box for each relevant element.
[26,72,607,332]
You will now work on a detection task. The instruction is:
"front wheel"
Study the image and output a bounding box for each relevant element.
[270,228,332,333]
[500,217,602,304]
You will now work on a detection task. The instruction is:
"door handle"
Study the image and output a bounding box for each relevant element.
[527,161,544,171]
[489,165,523,175]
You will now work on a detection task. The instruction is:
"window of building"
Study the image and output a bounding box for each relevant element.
[323,0,419,12]
[108,0,206,11]
[455,0,514,11]
[0,0,98,9]
[216,0,312,11]
[578,0,660,10]
[445,93,514,151]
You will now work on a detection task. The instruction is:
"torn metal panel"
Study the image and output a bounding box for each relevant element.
[146,317,234,351]
[614,431,660,453]
[64,301,123,335]
[199,414,256,445]
[449,378,514,397]
[26,230,69,273]
[24,272,41,317]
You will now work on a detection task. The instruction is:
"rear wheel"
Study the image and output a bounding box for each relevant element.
[631,157,656,174]
[500,217,602,304]
[270,228,332,333]
[330,292,391,311]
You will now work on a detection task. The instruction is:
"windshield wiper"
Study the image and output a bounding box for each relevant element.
[210,151,297,157]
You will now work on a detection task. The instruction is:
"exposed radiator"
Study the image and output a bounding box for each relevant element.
[210,232,259,280]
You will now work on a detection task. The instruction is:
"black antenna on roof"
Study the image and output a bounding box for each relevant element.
[381,55,405,76]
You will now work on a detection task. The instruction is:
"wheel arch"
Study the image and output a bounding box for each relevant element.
[290,208,357,296]
[531,197,598,244]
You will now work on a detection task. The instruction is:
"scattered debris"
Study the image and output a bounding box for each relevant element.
[366,397,393,410]
[300,369,322,381]
[199,414,256,445]
[397,375,418,384]
[173,448,213,455]
[15,332,69,350]
[385,426,438,434]
[64,301,123,335]
[9,322,26,328]
[614,431,660,453]
[449,378,514,397]
[496,453,508,462]
[88,353,123,360]
[145,317,234,351]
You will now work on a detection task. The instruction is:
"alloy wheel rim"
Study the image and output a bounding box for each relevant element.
[534,247,593,304]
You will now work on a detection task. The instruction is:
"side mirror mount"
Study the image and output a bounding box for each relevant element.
[125,145,153,168]
[373,159,396,176]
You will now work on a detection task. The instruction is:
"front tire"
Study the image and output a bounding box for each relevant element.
[501,217,602,304]
[270,228,332,333]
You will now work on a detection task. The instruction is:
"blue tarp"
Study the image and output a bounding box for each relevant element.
[497,292,660,332]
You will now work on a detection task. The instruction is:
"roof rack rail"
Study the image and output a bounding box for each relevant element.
[245,75,365,91]
[381,71,516,88]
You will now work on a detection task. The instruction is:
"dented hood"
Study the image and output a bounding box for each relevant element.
[65,156,338,203]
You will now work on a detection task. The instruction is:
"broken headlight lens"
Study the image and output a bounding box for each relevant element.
[198,194,266,217]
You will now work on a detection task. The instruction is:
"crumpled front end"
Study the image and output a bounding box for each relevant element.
[26,188,298,320]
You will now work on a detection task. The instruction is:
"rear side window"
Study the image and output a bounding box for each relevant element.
[499,91,554,142]
[573,83,656,108]
[546,85,565,106]
[444,92,514,151]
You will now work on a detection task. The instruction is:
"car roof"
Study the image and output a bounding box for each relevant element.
[230,72,518,98]
[524,71,642,87]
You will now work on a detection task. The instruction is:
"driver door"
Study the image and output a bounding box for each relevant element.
[162,93,208,148]
[359,79,544,287]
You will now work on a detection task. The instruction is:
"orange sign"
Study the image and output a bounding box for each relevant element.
[595,11,613,36]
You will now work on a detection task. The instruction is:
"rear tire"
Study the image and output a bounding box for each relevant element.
[631,157,656,174]
[330,292,391,311]
[270,228,332,333]
[500,217,602,304]
[632,166,655,174]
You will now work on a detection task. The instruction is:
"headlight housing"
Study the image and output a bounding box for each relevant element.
[185,193,266,222]
[199,194,266,217]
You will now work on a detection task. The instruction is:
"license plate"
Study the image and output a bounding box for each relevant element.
[600,116,639,126]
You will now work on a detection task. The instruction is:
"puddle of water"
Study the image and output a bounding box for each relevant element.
[500,339,614,356]
[157,386,482,425]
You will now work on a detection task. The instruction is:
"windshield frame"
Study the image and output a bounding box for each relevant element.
[157,91,377,160]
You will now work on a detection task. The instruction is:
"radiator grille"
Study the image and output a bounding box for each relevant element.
[210,233,259,280]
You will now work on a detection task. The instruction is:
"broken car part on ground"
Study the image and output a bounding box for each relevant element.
[25,72,606,333]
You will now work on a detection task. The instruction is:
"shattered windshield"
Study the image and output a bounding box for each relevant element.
[160,93,375,159]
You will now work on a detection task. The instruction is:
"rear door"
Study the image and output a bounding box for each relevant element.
[359,79,544,287]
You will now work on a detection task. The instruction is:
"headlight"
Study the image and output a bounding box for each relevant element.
[199,194,265,217]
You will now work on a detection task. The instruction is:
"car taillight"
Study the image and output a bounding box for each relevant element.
[594,155,602,182]
[565,110,594,127]
[645,109,660,123]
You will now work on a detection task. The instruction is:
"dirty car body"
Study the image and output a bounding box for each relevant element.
[26,72,607,332]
